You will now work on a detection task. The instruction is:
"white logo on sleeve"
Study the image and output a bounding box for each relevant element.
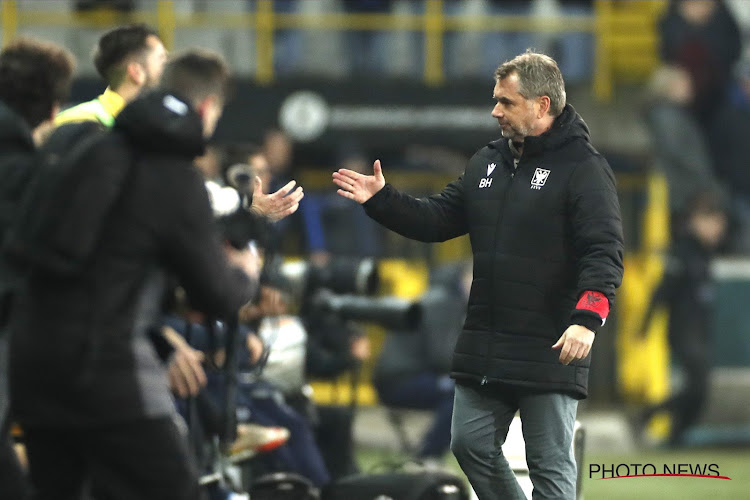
[531,168,550,190]
[487,163,496,176]
[163,95,188,116]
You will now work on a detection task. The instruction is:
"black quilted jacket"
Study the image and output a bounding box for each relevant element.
[363,105,624,398]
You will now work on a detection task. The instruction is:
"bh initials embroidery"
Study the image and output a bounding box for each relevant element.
[479,163,496,188]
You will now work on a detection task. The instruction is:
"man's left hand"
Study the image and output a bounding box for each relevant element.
[552,324,595,365]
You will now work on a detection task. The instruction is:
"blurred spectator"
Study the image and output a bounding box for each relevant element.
[75,0,134,12]
[163,316,331,489]
[445,0,594,82]
[305,144,384,261]
[726,1,750,56]
[343,0,393,76]
[659,0,742,122]
[55,24,167,128]
[196,144,242,218]
[195,143,224,182]
[297,299,370,480]
[0,37,75,500]
[373,261,471,461]
[480,1,538,77]
[262,129,326,258]
[443,0,485,79]
[643,65,724,219]
[707,59,750,253]
[274,0,347,78]
[221,143,273,204]
[10,50,255,500]
[550,0,595,84]
[636,190,727,447]
[264,129,295,183]
[273,0,304,76]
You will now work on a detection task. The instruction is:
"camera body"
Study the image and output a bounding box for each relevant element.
[205,180,269,250]
[277,257,421,331]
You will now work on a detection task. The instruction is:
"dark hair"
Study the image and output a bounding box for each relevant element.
[159,49,231,105]
[93,24,159,88]
[495,50,567,117]
[0,38,75,128]
[685,189,726,218]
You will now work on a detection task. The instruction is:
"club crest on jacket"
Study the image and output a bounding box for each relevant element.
[531,168,550,190]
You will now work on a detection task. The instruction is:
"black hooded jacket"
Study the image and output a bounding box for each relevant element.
[10,90,257,427]
[364,105,624,398]
[0,100,37,322]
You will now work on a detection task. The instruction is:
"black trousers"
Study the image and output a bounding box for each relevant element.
[23,417,203,500]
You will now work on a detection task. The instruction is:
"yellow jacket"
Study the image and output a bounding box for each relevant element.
[54,87,126,128]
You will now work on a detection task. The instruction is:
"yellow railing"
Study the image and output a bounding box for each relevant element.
[617,171,672,436]
[0,0,666,99]
[595,0,668,99]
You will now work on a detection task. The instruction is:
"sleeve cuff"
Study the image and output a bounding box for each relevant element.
[362,184,392,213]
[570,290,610,333]
[570,311,603,333]
[147,328,176,362]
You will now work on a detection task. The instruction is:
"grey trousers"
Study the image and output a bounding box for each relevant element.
[450,382,578,500]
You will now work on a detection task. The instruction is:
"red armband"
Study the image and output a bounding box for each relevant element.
[576,290,609,320]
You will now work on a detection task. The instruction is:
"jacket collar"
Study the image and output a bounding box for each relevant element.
[98,87,127,120]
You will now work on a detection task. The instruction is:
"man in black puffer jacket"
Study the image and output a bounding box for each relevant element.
[334,51,624,499]
[10,50,255,500]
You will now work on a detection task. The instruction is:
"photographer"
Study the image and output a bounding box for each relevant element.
[303,300,372,383]
[374,261,471,462]
[164,287,332,491]
[302,306,370,480]
[277,258,399,481]
[175,143,329,489]
[0,37,75,500]
[10,50,256,499]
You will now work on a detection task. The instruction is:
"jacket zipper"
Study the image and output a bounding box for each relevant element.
[484,154,520,384]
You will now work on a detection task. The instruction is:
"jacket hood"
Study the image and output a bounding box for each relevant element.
[489,104,591,158]
[0,100,35,153]
[114,90,206,158]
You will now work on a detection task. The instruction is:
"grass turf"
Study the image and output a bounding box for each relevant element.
[356,446,750,499]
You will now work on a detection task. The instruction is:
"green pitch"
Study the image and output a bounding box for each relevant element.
[357,447,750,499]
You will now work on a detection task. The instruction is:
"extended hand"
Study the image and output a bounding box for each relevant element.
[332,159,386,204]
[251,177,304,222]
[552,324,595,365]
